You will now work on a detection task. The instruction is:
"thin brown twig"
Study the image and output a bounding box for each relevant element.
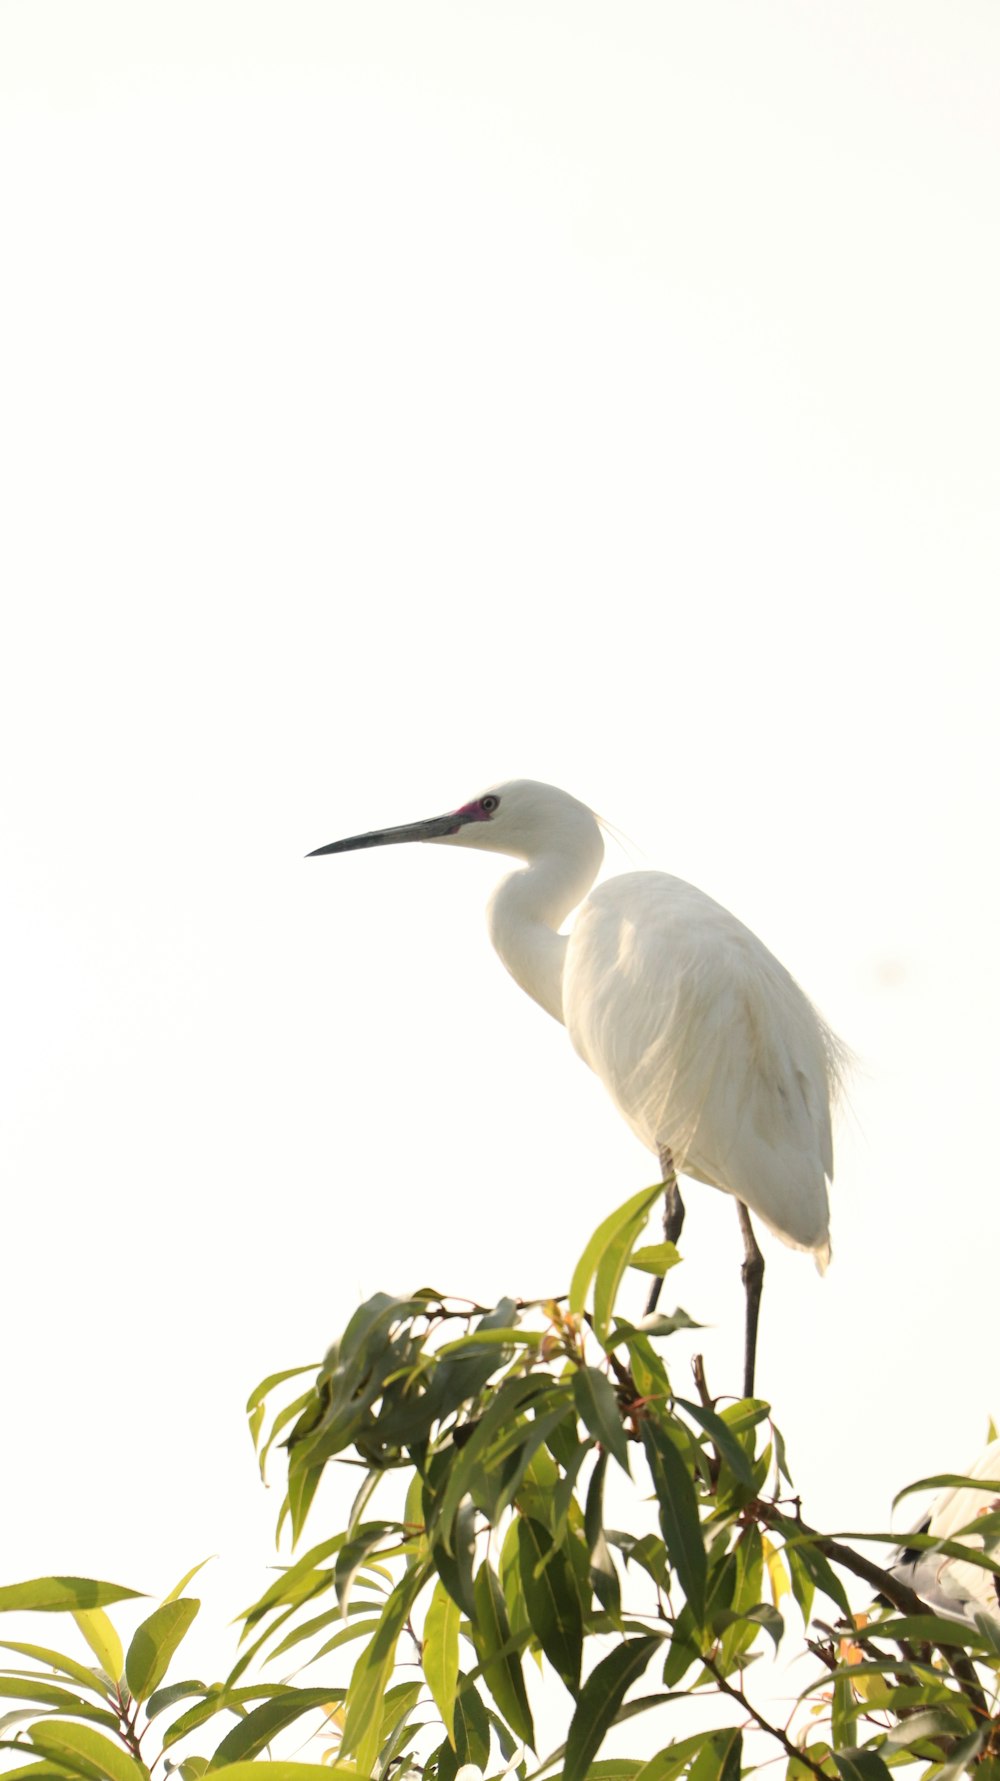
[701,1654,830,1777]
[691,1352,713,1410]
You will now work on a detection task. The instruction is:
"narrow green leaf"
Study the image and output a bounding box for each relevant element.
[239,1535,346,1631]
[340,1562,430,1775]
[0,1765,87,1781]
[161,1563,212,1607]
[712,1602,783,1651]
[435,1329,542,1354]
[552,1443,594,1548]
[569,1185,664,1321]
[0,1581,142,1615]
[776,1528,851,1616]
[872,1613,998,1650]
[891,1472,1000,1513]
[28,1720,148,1781]
[334,1523,403,1614]
[609,1530,671,1595]
[785,1543,815,1622]
[310,1618,381,1661]
[423,1581,460,1746]
[245,1365,319,1423]
[563,1637,659,1781]
[628,1243,681,1276]
[0,1678,116,1725]
[71,1615,122,1687]
[688,1728,742,1781]
[517,1518,583,1696]
[833,1753,893,1781]
[225,1606,296,1689]
[0,1644,111,1699]
[634,1734,716,1781]
[451,1674,491,1770]
[159,1685,333,1752]
[621,1333,671,1403]
[471,1563,534,1749]
[772,1421,794,1488]
[264,1599,376,1661]
[573,1368,630,1474]
[434,1498,478,1622]
[585,1453,621,1621]
[125,1600,199,1704]
[284,1459,324,1547]
[594,1213,656,1341]
[433,1377,546,1550]
[144,1681,208,1723]
[208,1690,342,1768]
[257,1391,316,1485]
[641,1424,706,1624]
[159,1689,229,1751]
[209,1766,356,1781]
[674,1399,755,1490]
[346,1467,384,1540]
[494,1406,577,1521]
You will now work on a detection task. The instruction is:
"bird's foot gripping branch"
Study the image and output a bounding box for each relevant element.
[3,1189,1000,1781]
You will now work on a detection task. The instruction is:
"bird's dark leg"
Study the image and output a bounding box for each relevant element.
[644,1146,683,1316]
[737,1201,765,1398]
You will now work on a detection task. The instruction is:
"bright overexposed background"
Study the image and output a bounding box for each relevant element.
[2,0,998,1754]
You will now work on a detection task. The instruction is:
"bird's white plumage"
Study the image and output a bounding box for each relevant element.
[312,778,845,1272]
[564,871,837,1256]
[446,780,843,1263]
[890,1440,1000,1625]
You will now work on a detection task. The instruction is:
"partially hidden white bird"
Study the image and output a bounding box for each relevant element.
[889,1440,1000,1626]
[309,778,846,1396]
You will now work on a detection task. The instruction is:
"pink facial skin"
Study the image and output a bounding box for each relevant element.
[454,798,497,822]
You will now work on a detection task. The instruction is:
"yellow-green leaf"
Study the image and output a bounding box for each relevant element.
[126,1599,200,1703]
[162,1561,213,1606]
[573,1366,630,1473]
[628,1243,681,1276]
[210,1768,357,1781]
[0,1641,112,1698]
[0,1578,143,1614]
[340,1563,429,1775]
[761,1536,790,1607]
[570,1185,664,1326]
[422,1580,460,1745]
[29,1719,148,1781]
[72,1612,123,1686]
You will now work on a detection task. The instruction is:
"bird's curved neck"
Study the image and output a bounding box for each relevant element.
[487,836,602,1025]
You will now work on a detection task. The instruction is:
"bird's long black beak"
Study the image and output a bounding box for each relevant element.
[307,811,471,857]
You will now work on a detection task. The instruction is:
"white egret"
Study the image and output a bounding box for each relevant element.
[890,1440,1000,1625]
[309,779,845,1395]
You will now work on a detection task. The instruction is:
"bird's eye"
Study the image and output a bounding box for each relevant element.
[480,795,499,814]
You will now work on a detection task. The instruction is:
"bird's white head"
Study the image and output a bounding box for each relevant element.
[308,778,604,873]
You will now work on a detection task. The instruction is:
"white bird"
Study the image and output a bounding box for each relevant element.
[890,1440,1000,1626]
[309,778,846,1395]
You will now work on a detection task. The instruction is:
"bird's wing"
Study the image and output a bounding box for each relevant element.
[564,872,839,1254]
[888,1443,1000,1626]
[887,1518,996,1623]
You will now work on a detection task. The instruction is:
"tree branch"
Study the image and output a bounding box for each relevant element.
[702,1655,829,1777]
[757,1507,990,1726]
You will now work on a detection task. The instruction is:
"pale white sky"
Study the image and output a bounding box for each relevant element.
[1,0,999,1750]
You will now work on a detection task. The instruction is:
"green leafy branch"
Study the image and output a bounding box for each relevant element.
[4,1187,1000,1779]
